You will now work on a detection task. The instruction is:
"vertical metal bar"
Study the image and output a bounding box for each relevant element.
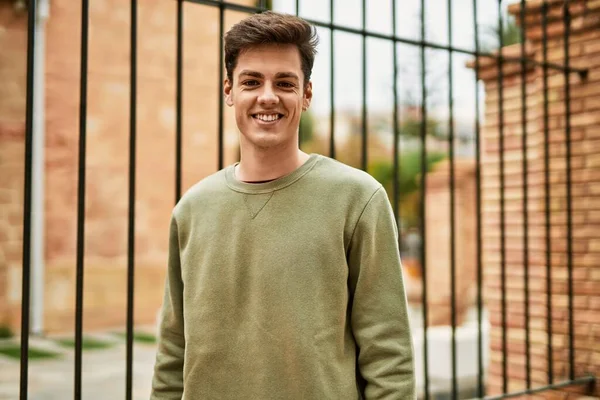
[447,0,457,397]
[329,0,335,159]
[472,0,484,396]
[419,0,429,398]
[176,0,183,203]
[541,0,554,384]
[125,0,137,399]
[259,0,266,10]
[218,1,225,170]
[20,0,37,398]
[496,0,508,394]
[296,0,302,148]
[361,0,367,171]
[296,0,302,147]
[562,0,575,381]
[519,0,531,389]
[391,0,400,224]
[75,0,90,398]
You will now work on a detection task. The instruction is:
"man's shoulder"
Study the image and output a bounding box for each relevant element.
[312,155,381,195]
[172,168,229,217]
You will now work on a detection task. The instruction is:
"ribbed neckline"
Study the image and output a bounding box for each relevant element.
[225,153,321,194]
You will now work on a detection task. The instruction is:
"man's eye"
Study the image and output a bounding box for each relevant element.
[278,82,294,88]
[243,80,259,86]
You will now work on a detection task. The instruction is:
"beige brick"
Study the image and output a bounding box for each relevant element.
[589,240,600,252]
[586,153,600,168]
[590,268,600,282]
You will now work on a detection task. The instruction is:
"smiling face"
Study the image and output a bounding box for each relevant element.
[224,44,312,151]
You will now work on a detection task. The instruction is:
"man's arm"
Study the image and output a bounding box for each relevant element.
[151,213,185,399]
[347,186,416,399]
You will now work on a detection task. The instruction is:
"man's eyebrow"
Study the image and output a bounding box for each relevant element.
[237,70,299,80]
[238,70,264,78]
[275,72,299,80]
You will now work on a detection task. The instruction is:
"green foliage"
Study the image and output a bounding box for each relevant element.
[396,115,444,141]
[480,15,522,52]
[131,332,157,344]
[0,344,61,360]
[369,151,446,196]
[369,151,446,229]
[55,337,114,351]
[299,111,315,145]
[114,331,157,344]
[255,0,273,10]
[501,19,522,47]
[0,325,13,339]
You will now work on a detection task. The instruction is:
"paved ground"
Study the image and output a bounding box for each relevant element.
[0,309,485,399]
[0,332,157,400]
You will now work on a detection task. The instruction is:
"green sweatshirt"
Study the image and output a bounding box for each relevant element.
[150,153,416,399]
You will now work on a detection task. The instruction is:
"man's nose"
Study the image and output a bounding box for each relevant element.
[257,83,279,105]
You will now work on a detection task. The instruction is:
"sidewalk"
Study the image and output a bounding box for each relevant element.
[0,333,157,400]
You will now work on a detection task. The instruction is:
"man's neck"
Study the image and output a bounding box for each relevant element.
[236,146,310,183]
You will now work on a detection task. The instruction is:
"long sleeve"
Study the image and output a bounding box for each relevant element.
[347,186,416,400]
[150,213,186,399]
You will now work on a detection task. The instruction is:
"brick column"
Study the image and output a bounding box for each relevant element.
[1,0,257,334]
[0,5,27,331]
[40,0,257,333]
[469,0,600,397]
[406,160,478,328]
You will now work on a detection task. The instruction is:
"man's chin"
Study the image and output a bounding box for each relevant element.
[242,131,291,149]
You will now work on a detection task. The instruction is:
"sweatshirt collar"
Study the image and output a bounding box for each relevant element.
[225,153,321,194]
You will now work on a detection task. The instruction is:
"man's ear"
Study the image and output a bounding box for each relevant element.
[303,81,313,111]
[224,78,234,107]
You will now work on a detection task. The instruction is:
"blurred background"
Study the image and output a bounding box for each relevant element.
[0,0,598,399]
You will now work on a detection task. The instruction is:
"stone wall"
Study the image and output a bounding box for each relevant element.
[470,0,600,397]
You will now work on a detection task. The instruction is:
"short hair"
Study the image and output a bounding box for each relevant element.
[224,11,319,85]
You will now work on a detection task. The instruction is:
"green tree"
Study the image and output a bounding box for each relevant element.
[256,0,273,10]
[396,114,444,141]
[369,151,446,197]
[369,151,446,229]
[299,111,315,146]
[480,14,522,52]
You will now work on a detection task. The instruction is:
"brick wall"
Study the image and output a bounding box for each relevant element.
[2,0,254,333]
[471,0,600,397]
[403,160,479,328]
[0,4,27,330]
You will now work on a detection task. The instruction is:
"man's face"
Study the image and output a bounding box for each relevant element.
[224,44,312,150]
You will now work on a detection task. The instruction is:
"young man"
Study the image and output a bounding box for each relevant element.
[151,11,415,400]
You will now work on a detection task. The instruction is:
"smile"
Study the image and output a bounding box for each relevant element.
[252,113,284,123]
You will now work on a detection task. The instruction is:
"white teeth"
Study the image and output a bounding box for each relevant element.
[255,114,280,122]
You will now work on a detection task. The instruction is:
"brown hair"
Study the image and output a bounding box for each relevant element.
[224,11,319,86]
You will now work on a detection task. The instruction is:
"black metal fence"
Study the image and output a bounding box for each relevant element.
[16,0,596,399]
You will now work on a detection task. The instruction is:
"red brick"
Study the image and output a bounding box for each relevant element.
[471,2,600,396]
[0,0,254,334]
